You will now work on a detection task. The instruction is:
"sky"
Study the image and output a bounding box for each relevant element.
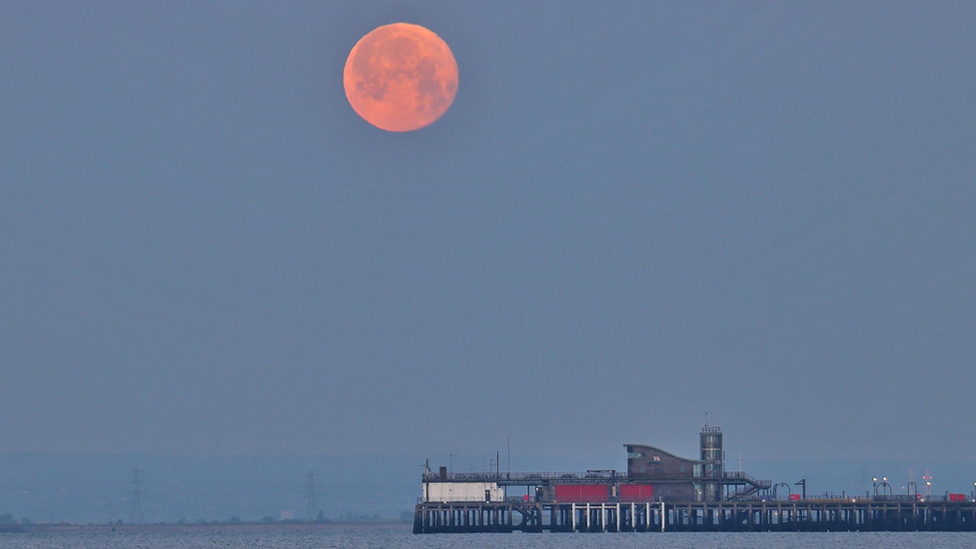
[1,1,974,468]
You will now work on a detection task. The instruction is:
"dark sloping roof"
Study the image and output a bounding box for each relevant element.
[623,444,700,464]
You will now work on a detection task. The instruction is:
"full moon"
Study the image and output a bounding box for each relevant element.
[343,23,459,132]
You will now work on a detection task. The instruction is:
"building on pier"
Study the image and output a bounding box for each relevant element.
[424,465,504,502]
[421,425,770,506]
[623,424,739,502]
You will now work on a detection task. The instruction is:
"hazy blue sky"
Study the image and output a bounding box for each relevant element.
[1,1,974,466]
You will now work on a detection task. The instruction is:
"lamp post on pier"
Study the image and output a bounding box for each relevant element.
[874,476,891,497]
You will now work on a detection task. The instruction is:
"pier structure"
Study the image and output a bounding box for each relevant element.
[414,425,976,533]
[414,498,976,533]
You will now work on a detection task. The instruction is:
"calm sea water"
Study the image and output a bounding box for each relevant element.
[2,528,976,549]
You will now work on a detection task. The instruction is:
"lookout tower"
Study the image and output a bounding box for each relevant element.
[700,425,723,467]
[700,422,724,501]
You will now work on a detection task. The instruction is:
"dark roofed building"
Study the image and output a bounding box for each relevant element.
[624,426,726,502]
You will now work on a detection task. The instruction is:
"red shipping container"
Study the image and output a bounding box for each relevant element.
[619,484,654,502]
[554,484,609,503]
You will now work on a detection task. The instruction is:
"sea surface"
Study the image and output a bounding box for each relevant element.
[2,527,976,549]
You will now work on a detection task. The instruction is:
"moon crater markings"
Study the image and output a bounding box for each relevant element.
[343,23,459,132]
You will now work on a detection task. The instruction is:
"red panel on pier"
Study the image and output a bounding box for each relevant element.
[555,484,609,503]
[619,484,654,502]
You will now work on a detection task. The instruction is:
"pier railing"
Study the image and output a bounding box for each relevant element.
[423,471,603,484]
[723,493,968,503]
[721,471,772,488]
[423,470,772,488]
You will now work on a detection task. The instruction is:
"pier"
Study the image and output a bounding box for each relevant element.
[414,426,976,534]
[414,498,976,533]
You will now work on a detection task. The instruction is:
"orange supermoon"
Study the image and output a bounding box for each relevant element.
[343,23,459,132]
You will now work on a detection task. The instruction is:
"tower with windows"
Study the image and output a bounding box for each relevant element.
[700,424,724,501]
